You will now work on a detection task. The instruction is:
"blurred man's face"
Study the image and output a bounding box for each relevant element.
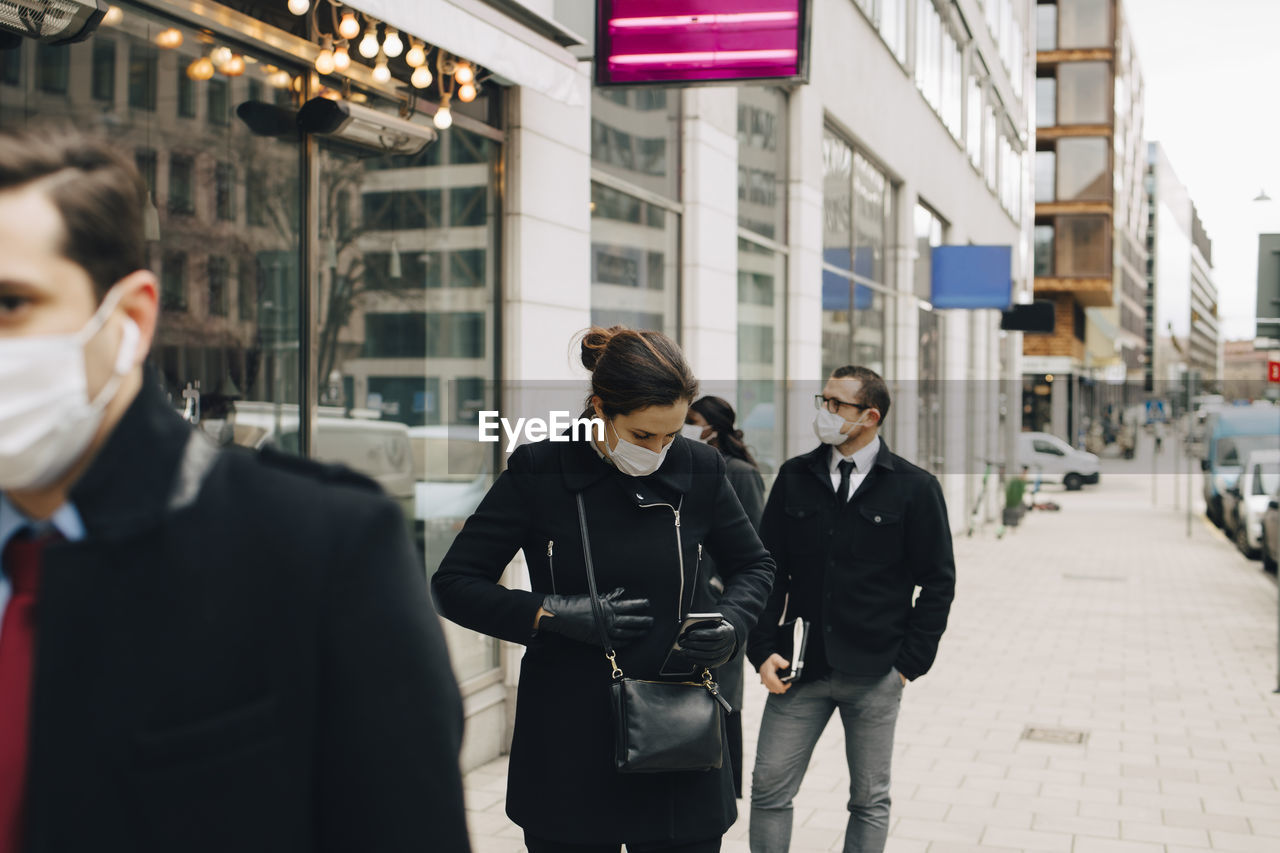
[0,183,125,396]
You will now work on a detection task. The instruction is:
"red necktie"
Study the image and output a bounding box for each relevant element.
[0,531,55,853]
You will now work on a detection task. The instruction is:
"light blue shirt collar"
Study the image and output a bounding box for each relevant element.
[0,493,87,625]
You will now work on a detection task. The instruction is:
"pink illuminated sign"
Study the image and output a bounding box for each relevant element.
[595,0,811,86]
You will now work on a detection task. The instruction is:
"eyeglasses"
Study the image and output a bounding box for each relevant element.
[814,394,870,415]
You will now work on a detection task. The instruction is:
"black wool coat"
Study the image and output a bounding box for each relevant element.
[746,440,956,681]
[432,435,775,844]
[21,377,470,853]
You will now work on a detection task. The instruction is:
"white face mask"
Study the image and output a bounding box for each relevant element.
[0,290,140,491]
[606,419,670,478]
[680,424,707,443]
[813,408,872,446]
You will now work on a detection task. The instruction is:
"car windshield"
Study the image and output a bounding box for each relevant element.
[1255,462,1280,496]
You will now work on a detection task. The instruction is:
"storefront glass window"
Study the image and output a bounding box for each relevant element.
[737,87,787,477]
[315,94,503,685]
[591,87,680,334]
[914,204,945,475]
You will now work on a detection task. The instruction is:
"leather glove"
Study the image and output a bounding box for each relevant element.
[540,588,653,647]
[677,620,737,668]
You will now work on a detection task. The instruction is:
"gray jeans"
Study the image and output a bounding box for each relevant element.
[748,668,903,853]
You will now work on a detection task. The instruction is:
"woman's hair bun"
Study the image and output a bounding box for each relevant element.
[580,325,621,372]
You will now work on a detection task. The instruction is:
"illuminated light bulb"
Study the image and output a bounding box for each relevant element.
[358,24,379,59]
[457,82,476,103]
[314,40,336,76]
[222,54,246,76]
[382,27,403,58]
[102,6,123,26]
[332,41,351,72]
[453,62,474,85]
[405,40,426,68]
[410,65,432,89]
[372,50,391,83]
[337,11,360,40]
[155,27,183,49]
[287,0,310,15]
[187,56,214,81]
[433,93,453,129]
[269,69,293,89]
[210,45,232,68]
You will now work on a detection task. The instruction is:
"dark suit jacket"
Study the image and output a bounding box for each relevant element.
[21,377,469,852]
[746,440,955,681]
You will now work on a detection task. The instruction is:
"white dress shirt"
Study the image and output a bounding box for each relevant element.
[829,436,881,501]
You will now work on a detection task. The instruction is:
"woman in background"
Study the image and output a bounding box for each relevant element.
[684,396,766,798]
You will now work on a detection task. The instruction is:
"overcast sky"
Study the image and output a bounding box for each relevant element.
[1123,0,1280,341]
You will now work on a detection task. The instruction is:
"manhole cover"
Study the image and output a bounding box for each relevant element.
[1021,727,1088,745]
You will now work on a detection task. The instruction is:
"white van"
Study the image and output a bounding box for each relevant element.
[1016,432,1101,491]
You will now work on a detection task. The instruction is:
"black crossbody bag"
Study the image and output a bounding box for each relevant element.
[575,493,731,773]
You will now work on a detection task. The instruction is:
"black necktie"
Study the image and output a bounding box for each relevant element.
[836,459,855,504]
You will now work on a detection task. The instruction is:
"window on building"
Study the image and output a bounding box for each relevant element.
[591,87,680,200]
[208,256,229,317]
[1,44,20,86]
[207,78,229,126]
[1036,150,1056,202]
[1057,0,1110,49]
[1056,61,1109,124]
[1056,137,1110,201]
[35,44,69,94]
[1037,2,1058,51]
[91,41,115,102]
[177,60,196,117]
[214,162,234,221]
[1034,224,1054,276]
[966,70,984,167]
[168,154,194,215]
[1056,215,1110,276]
[822,129,892,377]
[127,45,157,111]
[161,251,188,311]
[238,258,255,321]
[1036,75,1056,127]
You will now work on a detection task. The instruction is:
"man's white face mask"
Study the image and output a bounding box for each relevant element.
[0,287,139,490]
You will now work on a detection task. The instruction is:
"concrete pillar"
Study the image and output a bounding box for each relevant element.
[785,83,825,460]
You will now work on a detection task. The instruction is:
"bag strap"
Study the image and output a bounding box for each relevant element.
[575,492,623,678]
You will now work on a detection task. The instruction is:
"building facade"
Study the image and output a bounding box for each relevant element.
[1,0,1031,769]
[1024,0,1146,442]
[1144,141,1220,394]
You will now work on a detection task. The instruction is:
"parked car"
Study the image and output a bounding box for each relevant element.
[1201,404,1280,528]
[1016,432,1100,491]
[1222,450,1280,559]
[1262,490,1279,575]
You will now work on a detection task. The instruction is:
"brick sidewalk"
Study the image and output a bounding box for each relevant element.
[463,442,1280,852]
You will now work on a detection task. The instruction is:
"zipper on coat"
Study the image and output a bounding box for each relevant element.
[546,539,557,594]
[637,496,685,623]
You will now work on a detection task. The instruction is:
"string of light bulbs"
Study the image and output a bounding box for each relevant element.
[288,0,483,126]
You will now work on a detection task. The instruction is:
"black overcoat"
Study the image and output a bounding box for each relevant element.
[20,377,470,853]
[432,433,775,844]
[746,440,956,681]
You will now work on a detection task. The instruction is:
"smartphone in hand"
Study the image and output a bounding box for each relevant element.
[660,612,725,676]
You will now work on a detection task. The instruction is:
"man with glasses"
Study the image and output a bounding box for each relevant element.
[746,366,955,853]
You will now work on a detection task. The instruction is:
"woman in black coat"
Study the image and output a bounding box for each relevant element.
[684,396,766,799]
[433,327,775,852]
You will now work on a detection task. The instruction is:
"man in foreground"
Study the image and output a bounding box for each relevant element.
[0,125,470,852]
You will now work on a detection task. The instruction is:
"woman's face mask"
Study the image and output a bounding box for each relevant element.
[606,419,671,477]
